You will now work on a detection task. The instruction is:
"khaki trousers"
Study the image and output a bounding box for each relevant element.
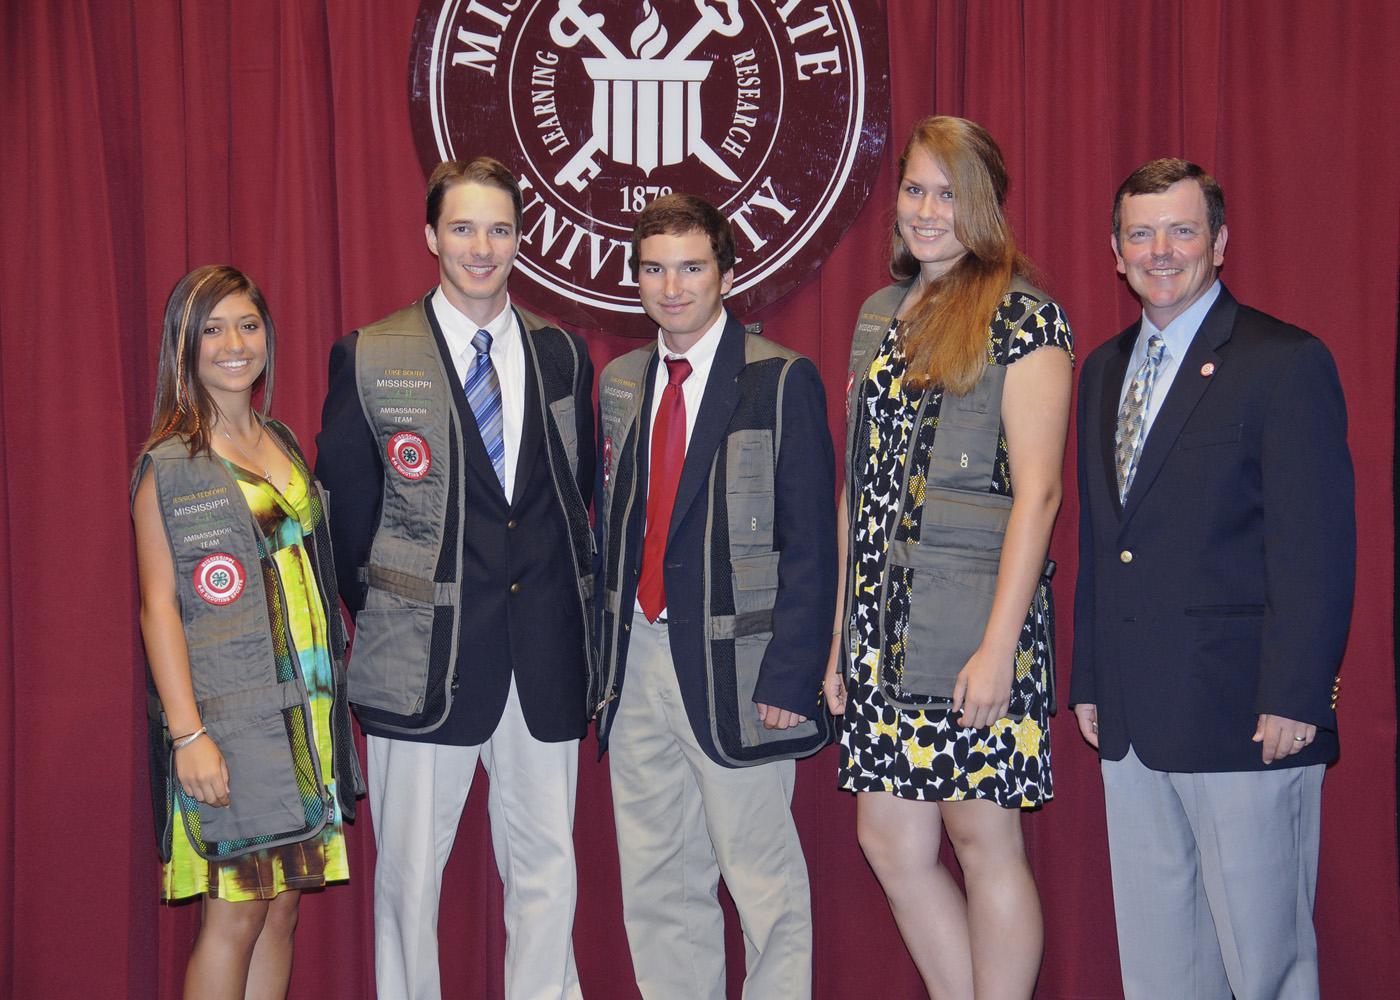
[609,611,812,1000]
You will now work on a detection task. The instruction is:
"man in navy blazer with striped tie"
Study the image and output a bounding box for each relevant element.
[1070,158,1355,1000]
[316,158,595,1000]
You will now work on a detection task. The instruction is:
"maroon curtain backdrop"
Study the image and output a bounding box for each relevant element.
[3,2,1396,997]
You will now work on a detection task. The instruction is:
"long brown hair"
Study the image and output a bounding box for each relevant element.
[143,265,276,457]
[892,117,1032,394]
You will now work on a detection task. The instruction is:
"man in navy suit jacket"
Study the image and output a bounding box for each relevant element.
[1070,159,1355,1000]
[593,194,835,999]
[316,158,595,1000]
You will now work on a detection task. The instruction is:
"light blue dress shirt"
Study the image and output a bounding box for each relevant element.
[1118,280,1223,441]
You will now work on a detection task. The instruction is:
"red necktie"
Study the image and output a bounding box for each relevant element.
[638,356,692,622]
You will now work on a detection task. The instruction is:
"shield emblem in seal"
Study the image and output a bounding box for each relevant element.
[387,431,433,480]
[194,553,246,606]
[409,0,889,335]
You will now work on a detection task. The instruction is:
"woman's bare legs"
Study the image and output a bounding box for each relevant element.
[857,791,973,999]
[183,889,301,1000]
[244,889,300,1000]
[857,791,1042,999]
[941,799,1042,999]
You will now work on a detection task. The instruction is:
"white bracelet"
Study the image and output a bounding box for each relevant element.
[173,726,207,751]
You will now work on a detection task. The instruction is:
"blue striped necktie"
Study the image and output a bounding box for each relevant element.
[465,329,505,489]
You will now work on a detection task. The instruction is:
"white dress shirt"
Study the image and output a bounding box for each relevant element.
[646,309,727,452]
[1119,279,1222,441]
[433,289,526,503]
[636,308,728,616]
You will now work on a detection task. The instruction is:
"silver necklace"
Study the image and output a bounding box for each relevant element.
[221,420,270,480]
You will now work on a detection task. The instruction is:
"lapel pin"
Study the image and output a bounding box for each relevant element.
[1200,362,1216,377]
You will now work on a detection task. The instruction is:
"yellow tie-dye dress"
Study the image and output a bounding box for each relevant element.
[162,461,349,901]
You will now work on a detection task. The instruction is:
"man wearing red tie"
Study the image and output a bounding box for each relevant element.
[593,194,836,999]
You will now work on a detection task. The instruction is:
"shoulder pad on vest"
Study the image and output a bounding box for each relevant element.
[1008,276,1049,305]
[359,300,431,338]
[145,435,190,460]
[516,305,553,332]
[602,345,655,389]
[858,278,916,320]
[743,333,800,365]
[132,435,188,503]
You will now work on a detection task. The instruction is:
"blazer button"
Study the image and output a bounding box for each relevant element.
[507,518,518,529]
[510,582,522,594]
[623,622,631,632]
[1119,550,1133,564]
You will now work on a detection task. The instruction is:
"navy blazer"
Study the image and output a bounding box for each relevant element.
[597,312,836,764]
[1070,285,1354,772]
[316,294,595,746]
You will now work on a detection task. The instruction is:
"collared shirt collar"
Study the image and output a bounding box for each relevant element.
[1134,279,1222,364]
[433,288,517,371]
[655,308,726,381]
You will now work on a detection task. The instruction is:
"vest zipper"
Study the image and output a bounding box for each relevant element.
[598,396,646,727]
[526,325,596,717]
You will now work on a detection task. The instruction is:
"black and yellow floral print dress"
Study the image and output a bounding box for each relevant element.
[838,291,1072,807]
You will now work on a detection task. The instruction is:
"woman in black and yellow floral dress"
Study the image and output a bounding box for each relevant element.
[823,117,1073,999]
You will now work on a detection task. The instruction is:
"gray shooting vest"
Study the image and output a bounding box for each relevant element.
[135,423,362,862]
[350,302,592,734]
[597,334,832,766]
[843,279,1057,710]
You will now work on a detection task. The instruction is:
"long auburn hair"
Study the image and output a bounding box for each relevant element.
[892,116,1034,394]
[143,265,276,458]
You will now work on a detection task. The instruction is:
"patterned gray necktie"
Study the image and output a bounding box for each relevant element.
[1114,334,1167,504]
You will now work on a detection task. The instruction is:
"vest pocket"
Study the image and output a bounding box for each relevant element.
[886,538,999,704]
[731,551,777,748]
[735,630,820,749]
[198,713,306,843]
[731,550,780,617]
[726,430,775,556]
[727,494,774,555]
[347,605,434,715]
[726,551,816,748]
[549,396,579,477]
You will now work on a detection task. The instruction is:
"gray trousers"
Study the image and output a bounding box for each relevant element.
[1102,746,1323,1000]
[609,611,813,1000]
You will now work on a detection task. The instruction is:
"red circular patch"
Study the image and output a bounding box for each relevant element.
[387,431,433,480]
[409,0,889,335]
[194,553,246,606]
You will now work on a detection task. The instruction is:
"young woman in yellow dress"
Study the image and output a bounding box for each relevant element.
[132,265,361,999]
[824,118,1073,998]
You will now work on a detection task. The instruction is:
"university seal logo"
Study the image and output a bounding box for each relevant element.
[410,0,888,334]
